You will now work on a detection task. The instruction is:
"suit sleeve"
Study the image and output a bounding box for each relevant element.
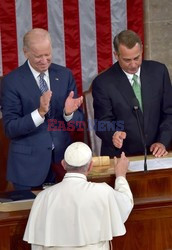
[158,64,172,147]
[1,77,36,139]
[113,176,134,223]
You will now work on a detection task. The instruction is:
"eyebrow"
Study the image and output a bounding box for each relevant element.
[122,54,140,60]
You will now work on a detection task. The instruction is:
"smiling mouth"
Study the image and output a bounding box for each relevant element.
[39,64,49,68]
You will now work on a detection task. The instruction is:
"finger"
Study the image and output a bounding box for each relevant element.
[76,100,82,108]
[47,90,52,95]
[156,147,167,157]
[115,142,122,149]
[150,147,153,152]
[116,134,123,142]
[152,146,158,155]
[114,157,118,166]
[116,137,122,143]
[78,95,83,102]
[68,91,74,98]
[116,137,123,147]
[78,98,83,107]
[163,150,168,157]
[121,151,125,157]
[121,132,126,139]
[153,147,163,157]
[154,148,162,157]
[120,152,126,160]
[113,139,122,148]
[42,91,52,100]
[49,90,52,98]
[150,144,155,152]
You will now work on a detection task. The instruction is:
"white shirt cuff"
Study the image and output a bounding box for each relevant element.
[63,110,74,122]
[31,109,45,127]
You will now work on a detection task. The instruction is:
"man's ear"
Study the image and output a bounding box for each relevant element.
[141,44,143,54]
[23,48,28,59]
[61,159,66,170]
[113,51,119,61]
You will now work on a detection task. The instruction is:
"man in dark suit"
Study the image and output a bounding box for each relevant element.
[1,28,84,190]
[92,30,172,157]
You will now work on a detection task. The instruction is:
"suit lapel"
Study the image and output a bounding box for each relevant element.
[113,63,142,111]
[49,69,61,95]
[20,62,41,103]
[112,63,144,129]
[48,67,63,118]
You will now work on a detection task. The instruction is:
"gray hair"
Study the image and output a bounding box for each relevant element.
[65,160,91,173]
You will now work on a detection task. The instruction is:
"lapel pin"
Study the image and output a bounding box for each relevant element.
[55,77,59,80]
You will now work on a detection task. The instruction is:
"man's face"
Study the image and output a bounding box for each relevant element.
[114,43,143,74]
[24,39,52,72]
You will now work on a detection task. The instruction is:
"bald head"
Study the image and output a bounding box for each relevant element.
[23,28,52,51]
[23,28,52,72]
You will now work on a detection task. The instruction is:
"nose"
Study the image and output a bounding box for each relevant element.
[130,60,137,68]
[40,56,48,63]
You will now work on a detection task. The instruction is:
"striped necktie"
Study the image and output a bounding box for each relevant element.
[39,73,51,117]
[39,73,49,94]
[132,74,142,111]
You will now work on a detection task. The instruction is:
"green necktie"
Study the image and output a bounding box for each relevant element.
[132,74,142,111]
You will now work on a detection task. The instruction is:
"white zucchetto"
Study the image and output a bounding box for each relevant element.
[64,142,92,167]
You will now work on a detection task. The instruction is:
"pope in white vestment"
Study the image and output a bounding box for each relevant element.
[23,142,134,250]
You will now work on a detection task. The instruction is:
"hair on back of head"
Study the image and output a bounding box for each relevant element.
[65,161,91,173]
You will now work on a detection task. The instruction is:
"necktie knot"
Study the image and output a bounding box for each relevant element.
[39,72,45,80]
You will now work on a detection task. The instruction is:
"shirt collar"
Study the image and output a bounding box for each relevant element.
[123,67,141,85]
[27,60,49,79]
[64,173,87,181]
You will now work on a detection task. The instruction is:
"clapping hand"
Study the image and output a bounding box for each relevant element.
[38,90,52,117]
[64,91,83,115]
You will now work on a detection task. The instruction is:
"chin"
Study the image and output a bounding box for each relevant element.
[38,63,51,71]
[39,67,49,72]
